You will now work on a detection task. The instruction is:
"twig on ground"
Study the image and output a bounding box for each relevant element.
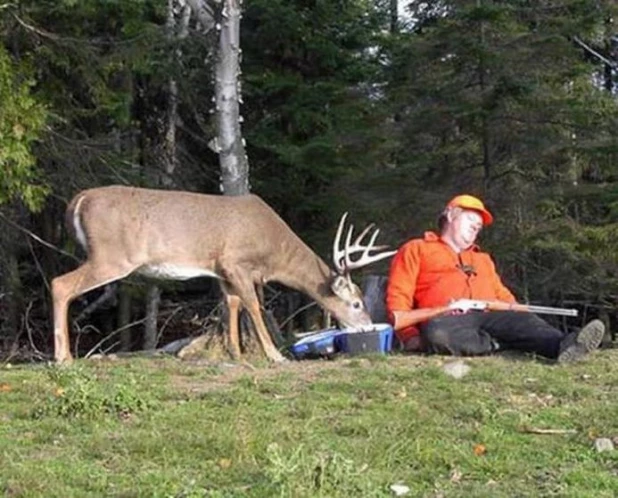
[84,318,146,359]
[74,323,100,357]
[156,305,185,344]
[24,299,50,361]
[241,361,258,372]
[520,427,577,435]
[99,340,121,356]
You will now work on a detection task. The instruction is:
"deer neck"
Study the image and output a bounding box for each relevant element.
[273,242,334,304]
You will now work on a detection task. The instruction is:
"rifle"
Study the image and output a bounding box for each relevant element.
[449,299,578,317]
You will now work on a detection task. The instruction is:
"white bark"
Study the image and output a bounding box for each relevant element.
[187,0,249,196]
[185,0,216,33]
[215,0,249,195]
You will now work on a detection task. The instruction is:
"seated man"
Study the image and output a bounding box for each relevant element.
[386,194,604,363]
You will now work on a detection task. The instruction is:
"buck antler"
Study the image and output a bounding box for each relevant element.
[333,212,397,274]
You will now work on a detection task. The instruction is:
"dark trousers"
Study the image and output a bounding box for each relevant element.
[419,311,565,359]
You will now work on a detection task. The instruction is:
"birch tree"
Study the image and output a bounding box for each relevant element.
[187,0,249,195]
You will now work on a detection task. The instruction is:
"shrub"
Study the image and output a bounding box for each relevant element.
[32,365,151,419]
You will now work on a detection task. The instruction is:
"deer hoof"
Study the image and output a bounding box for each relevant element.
[55,353,74,365]
[270,352,288,363]
[54,351,73,365]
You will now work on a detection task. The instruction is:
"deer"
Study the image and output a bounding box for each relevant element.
[51,185,396,363]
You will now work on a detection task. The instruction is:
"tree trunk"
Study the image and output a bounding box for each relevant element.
[143,284,161,350]
[118,284,133,352]
[215,0,250,196]
[390,0,398,34]
[178,0,278,360]
[604,14,615,93]
[477,0,492,192]
[141,0,191,352]
[2,249,23,350]
[163,0,190,186]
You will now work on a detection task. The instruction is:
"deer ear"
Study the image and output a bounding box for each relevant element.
[331,274,352,297]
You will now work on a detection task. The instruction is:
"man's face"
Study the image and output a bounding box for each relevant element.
[448,208,483,250]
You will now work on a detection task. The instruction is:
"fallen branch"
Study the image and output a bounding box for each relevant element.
[520,426,577,435]
[84,318,147,359]
[279,301,318,329]
[24,299,50,361]
[74,284,118,322]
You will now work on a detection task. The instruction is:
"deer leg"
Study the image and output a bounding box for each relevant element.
[222,270,286,362]
[245,299,287,362]
[225,293,242,360]
[52,261,135,363]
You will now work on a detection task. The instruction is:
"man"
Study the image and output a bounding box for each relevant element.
[385,194,604,363]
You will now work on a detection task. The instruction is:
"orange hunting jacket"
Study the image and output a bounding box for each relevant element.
[386,232,516,342]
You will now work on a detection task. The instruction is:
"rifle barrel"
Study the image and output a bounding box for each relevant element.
[524,305,578,317]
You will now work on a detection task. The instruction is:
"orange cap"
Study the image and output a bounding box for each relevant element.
[446,194,494,226]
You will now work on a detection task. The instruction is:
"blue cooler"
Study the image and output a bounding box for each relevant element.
[336,323,394,356]
[289,328,344,360]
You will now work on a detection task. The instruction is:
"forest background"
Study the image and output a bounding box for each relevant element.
[1,0,617,359]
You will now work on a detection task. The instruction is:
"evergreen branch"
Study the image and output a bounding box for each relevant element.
[12,13,61,41]
[11,12,157,47]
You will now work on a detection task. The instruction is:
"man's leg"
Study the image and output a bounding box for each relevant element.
[557,319,605,363]
[476,312,605,362]
[420,311,604,361]
[420,313,495,356]
[475,311,564,359]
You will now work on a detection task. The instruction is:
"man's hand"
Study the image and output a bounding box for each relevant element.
[448,299,488,313]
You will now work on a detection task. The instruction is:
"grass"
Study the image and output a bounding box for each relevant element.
[0,349,617,497]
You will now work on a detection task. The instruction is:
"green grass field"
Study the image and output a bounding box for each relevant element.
[1,349,617,497]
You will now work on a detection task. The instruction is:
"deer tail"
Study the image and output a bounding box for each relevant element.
[65,191,89,252]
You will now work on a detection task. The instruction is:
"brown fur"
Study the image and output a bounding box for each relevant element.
[52,186,373,363]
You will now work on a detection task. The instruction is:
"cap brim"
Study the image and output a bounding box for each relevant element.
[478,210,493,226]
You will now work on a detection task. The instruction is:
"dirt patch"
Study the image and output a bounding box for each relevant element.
[168,354,439,395]
[86,348,475,395]
[169,356,351,394]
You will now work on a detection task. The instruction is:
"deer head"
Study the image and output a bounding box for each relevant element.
[324,212,396,328]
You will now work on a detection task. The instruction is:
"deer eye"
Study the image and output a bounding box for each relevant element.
[352,301,362,309]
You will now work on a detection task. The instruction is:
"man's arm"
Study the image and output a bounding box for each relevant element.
[385,241,423,342]
[486,255,517,303]
[390,298,517,331]
[385,241,420,315]
[390,306,451,332]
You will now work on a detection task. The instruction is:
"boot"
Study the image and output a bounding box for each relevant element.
[557,319,605,364]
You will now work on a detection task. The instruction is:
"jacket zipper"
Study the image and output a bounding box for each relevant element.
[458,253,474,298]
